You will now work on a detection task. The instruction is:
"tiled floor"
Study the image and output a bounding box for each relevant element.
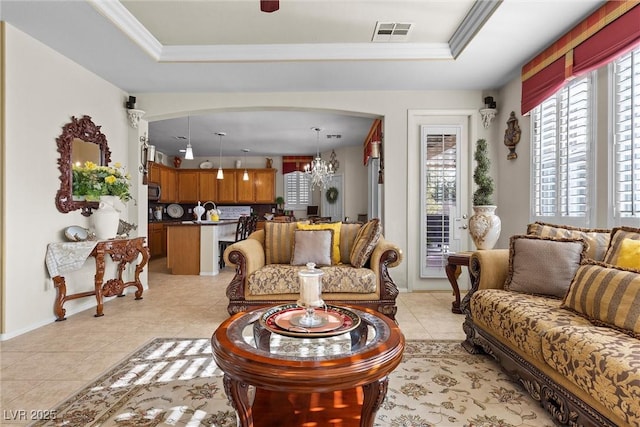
[0,259,466,425]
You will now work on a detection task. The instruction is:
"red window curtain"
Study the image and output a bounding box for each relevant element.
[521,1,640,115]
[573,5,640,76]
[363,119,382,165]
[282,156,312,174]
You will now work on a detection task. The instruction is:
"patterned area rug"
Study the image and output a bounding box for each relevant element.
[31,338,554,427]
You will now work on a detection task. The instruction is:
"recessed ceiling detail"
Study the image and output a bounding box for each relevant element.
[371,22,413,42]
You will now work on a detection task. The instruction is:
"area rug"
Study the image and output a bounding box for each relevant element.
[30,338,554,427]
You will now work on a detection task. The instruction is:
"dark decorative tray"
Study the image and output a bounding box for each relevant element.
[260,303,361,338]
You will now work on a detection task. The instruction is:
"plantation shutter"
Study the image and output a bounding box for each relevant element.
[532,76,591,219]
[613,47,640,218]
[284,171,310,210]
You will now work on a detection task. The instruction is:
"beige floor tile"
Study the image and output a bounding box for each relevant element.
[0,256,469,416]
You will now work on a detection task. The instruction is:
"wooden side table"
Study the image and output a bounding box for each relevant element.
[51,237,149,321]
[445,251,472,314]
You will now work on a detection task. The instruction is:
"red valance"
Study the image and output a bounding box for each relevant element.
[282,156,313,174]
[363,119,382,165]
[521,1,640,115]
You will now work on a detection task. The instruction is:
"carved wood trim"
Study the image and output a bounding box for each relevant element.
[55,115,112,216]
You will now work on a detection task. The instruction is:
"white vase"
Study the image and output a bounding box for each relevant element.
[92,196,123,239]
[469,205,501,250]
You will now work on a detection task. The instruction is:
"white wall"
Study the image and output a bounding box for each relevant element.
[1,24,136,338]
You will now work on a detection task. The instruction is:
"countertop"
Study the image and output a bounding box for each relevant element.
[164,219,239,226]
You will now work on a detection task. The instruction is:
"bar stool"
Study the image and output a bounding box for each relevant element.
[219,216,256,269]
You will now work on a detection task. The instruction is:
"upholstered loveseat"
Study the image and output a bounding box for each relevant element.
[462,223,640,427]
[223,219,403,320]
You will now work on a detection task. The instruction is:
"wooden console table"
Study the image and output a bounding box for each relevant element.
[444,251,473,314]
[47,237,149,321]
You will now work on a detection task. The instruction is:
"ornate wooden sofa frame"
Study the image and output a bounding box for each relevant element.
[224,229,403,321]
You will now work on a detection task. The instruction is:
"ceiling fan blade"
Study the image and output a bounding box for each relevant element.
[260,0,279,13]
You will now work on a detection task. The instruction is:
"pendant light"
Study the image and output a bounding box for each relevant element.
[215,132,226,179]
[242,149,250,181]
[184,116,194,160]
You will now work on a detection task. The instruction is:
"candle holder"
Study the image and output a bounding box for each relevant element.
[293,263,326,328]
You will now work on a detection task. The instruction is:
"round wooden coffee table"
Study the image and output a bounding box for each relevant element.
[211,304,404,427]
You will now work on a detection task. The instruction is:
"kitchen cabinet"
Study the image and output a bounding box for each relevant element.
[149,163,161,184]
[148,223,166,258]
[235,171,254,203]
[236,169,276,203]
[166,225,200,275]
[216,170,237,203]
[177,170,199,202]
[254,169,276,203]
[198,171,217,201]
[157,165,177,203]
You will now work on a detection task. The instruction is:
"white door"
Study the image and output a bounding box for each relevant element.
[321,174,343,221]
[419,124,469,278]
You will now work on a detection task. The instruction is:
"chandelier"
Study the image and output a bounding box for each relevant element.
[304,127,334,189]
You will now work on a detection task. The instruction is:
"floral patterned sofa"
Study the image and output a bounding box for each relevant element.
[223,219,403,320]
[462,223,640,427]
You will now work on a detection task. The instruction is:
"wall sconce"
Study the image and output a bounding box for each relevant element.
[139,133,155,185]
[370,140,381,159]
[479,96,498,129]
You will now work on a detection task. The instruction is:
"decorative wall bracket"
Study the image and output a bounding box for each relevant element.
[127,109,145,129]
[479,108,497,129]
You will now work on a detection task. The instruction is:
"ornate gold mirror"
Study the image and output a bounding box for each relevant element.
[55,115,111,216]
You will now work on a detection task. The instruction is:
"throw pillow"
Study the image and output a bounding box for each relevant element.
[526,221,610,261]
[562,260,640,338]
[504,235,587,298]
[340,223,362,264]
[290,229,333,266]
[297,222,342,264]
[350,218,382,268]
[264,221,298,264]
[616,238,640,270]
[603,226,640,265]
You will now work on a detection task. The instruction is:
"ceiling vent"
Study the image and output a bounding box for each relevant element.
[372,22,412,42]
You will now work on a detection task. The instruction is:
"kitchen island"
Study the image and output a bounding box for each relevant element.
[165,220,237,275]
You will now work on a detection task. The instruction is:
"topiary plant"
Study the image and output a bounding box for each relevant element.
[472,138,495,206]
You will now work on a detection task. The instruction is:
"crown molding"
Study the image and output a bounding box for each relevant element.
[449,0,503,59]
[89,0,456,63]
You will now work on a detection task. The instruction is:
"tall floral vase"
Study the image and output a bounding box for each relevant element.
[469,205,501,250]
[92,196,123,240]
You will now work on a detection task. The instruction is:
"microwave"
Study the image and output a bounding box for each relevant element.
[148,183,161,201]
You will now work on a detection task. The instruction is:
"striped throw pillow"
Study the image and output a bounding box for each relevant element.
[562,260,640,338]
[340,223,362,264]
[527,221,610,261]
[350,219,382,268]
[264,221,298,264]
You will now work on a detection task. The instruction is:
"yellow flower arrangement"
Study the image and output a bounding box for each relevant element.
[72,161,132,201]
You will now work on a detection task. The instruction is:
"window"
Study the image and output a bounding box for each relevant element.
[612,46,640,223]
[531,75,593,225]
[284,171,310,210]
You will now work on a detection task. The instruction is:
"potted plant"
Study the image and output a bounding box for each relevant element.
[275,196,285,212]
[469,139,501,249]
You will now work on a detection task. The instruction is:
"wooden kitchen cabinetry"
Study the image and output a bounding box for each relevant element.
[198,171,217,201]
[216,170,237,203]
[160,167,177,202]
[254,169,276,203]
[177,170,199,203]
[148,222,167,258]
[149,163,177,203]
[235,169,276,203]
